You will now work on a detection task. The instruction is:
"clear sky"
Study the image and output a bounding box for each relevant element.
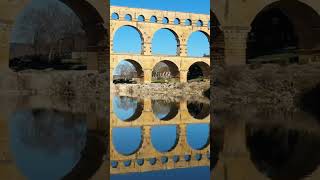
[110,0,210,14]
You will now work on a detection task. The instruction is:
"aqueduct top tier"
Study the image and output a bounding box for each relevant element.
[110,6,210,56]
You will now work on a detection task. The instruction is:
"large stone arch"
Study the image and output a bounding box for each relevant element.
[246,0,320,27]
[187,30,210,43]
[150,125,179,153]
[112,127,144,156]
[151,60,180,82]
[151,28,181,56]
[0,0,107,72]
[112,96,144,121]
[186,123,210,150]
[112,59,145,83]
[187,61,210,81]
[187,100,210,119]
[111,25,144,54]
[212,0,320,65]
[186,30,210,57]
[247,0,320,60]
[151,99,179,120]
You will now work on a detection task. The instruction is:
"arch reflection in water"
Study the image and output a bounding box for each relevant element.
[246,125,320,180]
[151,125,178,152]
[187,124,209,150]
[112,127,142,155]
[152,100,179,120]
[187,101,210,119]
[9,109,87,180]
[110,97,210,175]
[113,96,143,121]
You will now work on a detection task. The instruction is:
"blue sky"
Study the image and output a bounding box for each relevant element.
[110,0,210,14]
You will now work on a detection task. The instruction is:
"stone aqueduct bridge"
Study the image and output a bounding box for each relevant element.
[110,6,210,83]
[2,0,320,72]
[211,0,320,65]
[110,99,210,174]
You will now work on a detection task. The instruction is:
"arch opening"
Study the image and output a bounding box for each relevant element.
[187,31,210,57]
[113,25,143,54]
[197,20,203,27]
[186,124,209,150]
[247,1,320,63]
[138,15,145,22]
[151,100,179,120]
[152,28,180,56]
[112,96,143,121]
[162,17,169,24]
[9,0,106,71]
[187,101,210,119]
[150,16,157,23]
[111,12,119,20]
[124,14,132,21]
[174,18,180,25]
[113,59,144,84]
[112,127,143,156]
[185,19,192,26]
[151,125,179,152]
[151,60,180,83]
[187,62,210,82]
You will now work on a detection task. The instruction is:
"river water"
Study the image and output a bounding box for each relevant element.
[1,94,320,179]
[110,96,210,180]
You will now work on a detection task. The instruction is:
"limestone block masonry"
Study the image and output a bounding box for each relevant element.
[110,6,210,83]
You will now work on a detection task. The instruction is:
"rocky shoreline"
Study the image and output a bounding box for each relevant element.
[0,63,319,110]
[111,81,210,101]
[212,63,320,110]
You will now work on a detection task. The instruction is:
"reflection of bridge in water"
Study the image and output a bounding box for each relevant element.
[110,97,210,174]
[211,109,320,180]
[0,95,108,179]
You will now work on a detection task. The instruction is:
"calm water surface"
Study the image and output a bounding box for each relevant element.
[1,95,320,179]
[110,96,210,180]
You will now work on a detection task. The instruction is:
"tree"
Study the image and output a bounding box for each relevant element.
[114,62,137,79]
[14,1,85,62]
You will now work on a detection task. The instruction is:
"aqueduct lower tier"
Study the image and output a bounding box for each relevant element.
[110,54,210,83]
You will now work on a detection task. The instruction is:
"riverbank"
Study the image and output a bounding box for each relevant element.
[1,63,319,110]
[212,63,320,110]
[111,81,210,101]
